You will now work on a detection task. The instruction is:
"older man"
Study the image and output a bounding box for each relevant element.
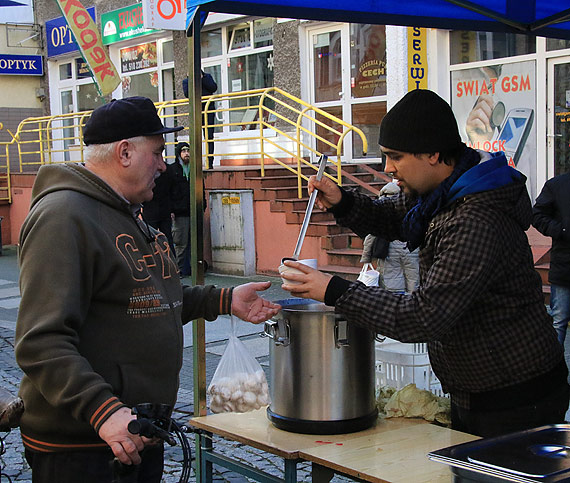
[282,89,568,438]
[15,97,280,483]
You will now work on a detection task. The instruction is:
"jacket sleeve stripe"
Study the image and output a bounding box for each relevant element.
[92,401,125,432]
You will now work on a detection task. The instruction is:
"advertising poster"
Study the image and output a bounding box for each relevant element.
[120,42,157,73]
[451,60,536,198]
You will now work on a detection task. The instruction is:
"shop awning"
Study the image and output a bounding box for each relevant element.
[188,0,570,39]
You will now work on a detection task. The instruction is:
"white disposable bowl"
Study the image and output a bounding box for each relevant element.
[278,258,317,285]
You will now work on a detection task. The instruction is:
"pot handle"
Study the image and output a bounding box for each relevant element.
[334,319,349,348]
[263,319,290,346]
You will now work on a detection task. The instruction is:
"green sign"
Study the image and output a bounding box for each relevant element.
[101,4,159,45]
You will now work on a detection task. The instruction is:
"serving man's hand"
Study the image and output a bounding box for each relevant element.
[98,407,145,465]
[280,260,333,302]
[232,282,281,323]
[308,175,342,210]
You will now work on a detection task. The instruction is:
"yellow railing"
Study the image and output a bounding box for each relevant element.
[0,87,368,200]
[0,135,10,203]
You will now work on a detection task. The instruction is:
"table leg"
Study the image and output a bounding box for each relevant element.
[312,463,334,483]
[284,458,298,483]
[196,431,213,483]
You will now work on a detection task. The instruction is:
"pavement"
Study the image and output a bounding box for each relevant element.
[0,245,337,483]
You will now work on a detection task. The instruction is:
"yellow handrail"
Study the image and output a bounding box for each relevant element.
[0,86,369,201]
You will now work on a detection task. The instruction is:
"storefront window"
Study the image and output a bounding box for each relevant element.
[120,42,159,101]
[313,30,342,103]
[204,65,222,133]
[450,31,535,64]
[253,18,274,48]
[229,23,251,51]
[228,52,274,130]
[315,106,342,156]
[352,102,386,158]
[547,39,570,51]
[122,72,159,101]
[59,62,72,80]
[201,29,222,58]
[162,39,174,63]
[78,83,105,111]
[350,24,386,98]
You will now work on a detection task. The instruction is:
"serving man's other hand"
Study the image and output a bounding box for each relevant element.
[231,282,281,323]
[280,260,333,302]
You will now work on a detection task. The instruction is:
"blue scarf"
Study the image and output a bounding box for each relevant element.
[401,149,523,251]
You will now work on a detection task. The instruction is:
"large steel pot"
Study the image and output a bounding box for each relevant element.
[264,298,378,434]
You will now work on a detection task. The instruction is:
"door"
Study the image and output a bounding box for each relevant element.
[547,56,570,176]
[308,24,386,162]
[309,25,352,160]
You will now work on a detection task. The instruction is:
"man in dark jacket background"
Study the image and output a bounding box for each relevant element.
[168,141,192,276]
[183,70,218,169]
[142,170,174,253]
[532,172,570,347]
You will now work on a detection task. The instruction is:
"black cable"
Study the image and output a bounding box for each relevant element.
[0,432,14,483]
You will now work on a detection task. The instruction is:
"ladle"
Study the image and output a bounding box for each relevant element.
[286,154,328,262]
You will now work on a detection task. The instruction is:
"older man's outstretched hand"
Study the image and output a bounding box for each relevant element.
[231,282,281,323]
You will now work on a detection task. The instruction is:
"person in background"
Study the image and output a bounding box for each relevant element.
[183,70,218,169]
[142,169,175,254]
[281,89,569,438]
[15,97,280,483]
[168,141,192,276]
[532,172,570,347]
[360,181,419,293]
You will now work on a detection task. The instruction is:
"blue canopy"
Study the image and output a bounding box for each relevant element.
[188,0,570,39]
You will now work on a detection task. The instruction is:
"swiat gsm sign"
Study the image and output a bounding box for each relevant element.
[56,0,120,96]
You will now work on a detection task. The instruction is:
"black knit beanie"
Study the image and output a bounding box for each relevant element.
[379,89,462,153]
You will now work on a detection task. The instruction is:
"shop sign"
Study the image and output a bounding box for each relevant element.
[451,60,536,198]
[408,27,427,90]
[101,4,160,45]
[55,0,120,96]
[76,58,91,78]
[0,54,43,76]
[120,42,158,73]
[46,7,96,58]
[141,0,185,30]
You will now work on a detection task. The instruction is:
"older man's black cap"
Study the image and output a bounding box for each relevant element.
[83,96,183,145]
[379,89,462,153]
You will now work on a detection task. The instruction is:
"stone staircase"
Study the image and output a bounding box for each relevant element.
[205,162,388,280]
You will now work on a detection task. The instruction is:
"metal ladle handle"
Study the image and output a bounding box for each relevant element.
[292,155,328,260]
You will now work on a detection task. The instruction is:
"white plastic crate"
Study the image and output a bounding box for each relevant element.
[375,338,445,396]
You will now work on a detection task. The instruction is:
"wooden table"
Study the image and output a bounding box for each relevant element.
[188,408,479,482]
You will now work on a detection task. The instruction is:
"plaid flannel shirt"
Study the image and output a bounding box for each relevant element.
[334,182,562,408]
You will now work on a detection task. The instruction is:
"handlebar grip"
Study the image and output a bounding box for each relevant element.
[128,418,176,446]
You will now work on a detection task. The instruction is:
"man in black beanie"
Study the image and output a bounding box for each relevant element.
[281,89,569,438]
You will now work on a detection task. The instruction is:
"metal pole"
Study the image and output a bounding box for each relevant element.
[187,10,207,481]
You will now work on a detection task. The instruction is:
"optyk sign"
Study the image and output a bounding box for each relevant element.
[0,54,43,76]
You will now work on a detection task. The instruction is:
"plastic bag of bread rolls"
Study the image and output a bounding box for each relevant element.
[208,316,270,413]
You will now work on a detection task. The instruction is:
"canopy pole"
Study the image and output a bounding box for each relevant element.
[530,8,570,32]
[443,0,527,32]
[187,11,207,481]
